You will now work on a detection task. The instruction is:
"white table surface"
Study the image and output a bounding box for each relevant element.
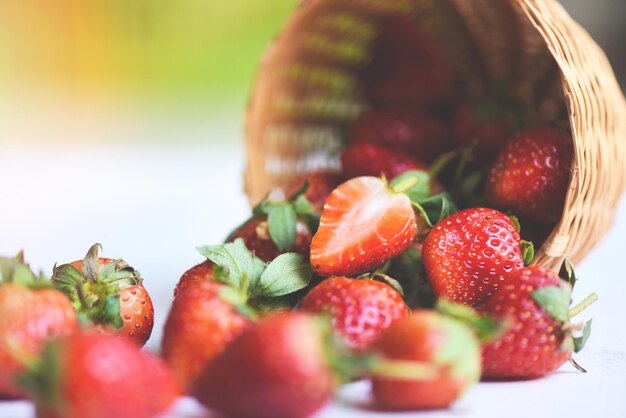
[1,140,625,418]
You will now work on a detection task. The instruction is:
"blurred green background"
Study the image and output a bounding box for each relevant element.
[0,0,297,104]
[0,0,622,144]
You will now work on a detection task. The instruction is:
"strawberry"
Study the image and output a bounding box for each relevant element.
[0,254,78,398]
[370,311,481,410]
[162,239,313,389]
[485,127,573,223]
[340,142,428,181]
[300,276,408,350]
[310,176,418,277]
[193,312,338,418]
[228,188,316,262]
[452,101,516,164]
[285,172,341,213]
[422,208,526,307]
[479,266,595,380]
[229,217,312,262]
[348,109,450,163]
[173,260,214,298]
[162,280,249,390]
[51,244,154,347]
[20,331,179,418]
[364,17,453,107]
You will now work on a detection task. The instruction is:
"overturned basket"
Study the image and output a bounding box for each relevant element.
[244,0,626,271]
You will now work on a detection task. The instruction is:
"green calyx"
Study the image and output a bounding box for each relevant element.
[530,259,598,367]
[16,341,63,415]
[521,240,535,266]
[0,252,50,289]
[432,315,482,391]
[231,185,317,253]
[196,238,312,312]
[436,299,505,343]
[359,315,481,389]
[51,244,140,330]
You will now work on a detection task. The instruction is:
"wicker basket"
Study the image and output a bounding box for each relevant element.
[244,0,626,271]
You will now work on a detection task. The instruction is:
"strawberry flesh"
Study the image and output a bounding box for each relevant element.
[311,177,417,277]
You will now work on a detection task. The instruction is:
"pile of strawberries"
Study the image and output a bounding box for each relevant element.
[0,15,599,418]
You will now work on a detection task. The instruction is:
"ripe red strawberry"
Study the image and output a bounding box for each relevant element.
[300,276,408,350]
[173,260,215,298]
[285,172,341,213]
[52,244,154,347]
[340,142,428,181]
[370,311,481,410]
[21,331,179,418]
[364,17,453,107]
[162,280,249,390]
[479,266,593,380]
[310,176,417,277]
[0,254,78,398]
[229,217,312,262]
[348,109,450,163]
[452,101,516,164]
[485,127,573,223]
[422,208,525,307]
[193,312,338,418]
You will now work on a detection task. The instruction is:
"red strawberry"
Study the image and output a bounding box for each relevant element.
[229,217,312,262]
[340,142,428,181]
[285,172,341,213]
[22,331,179,418]
[485,127,573,223]
[300,276,408,350]
[453,101,516,164]
[310,176,417,277]
[0,254,78,398]
[348,109,450,163]
[193,312,338,418]
[52,244,154,347]
[162,280,249,390]
[422,208,525,307]
[479,266,593,380]
[370,311,481,410]
[173,260,215,298]
[364,17,453,107]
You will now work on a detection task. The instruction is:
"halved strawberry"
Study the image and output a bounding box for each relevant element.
[310,176,417,277]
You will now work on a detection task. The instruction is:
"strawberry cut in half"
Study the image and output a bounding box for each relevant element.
[310,176,417,277]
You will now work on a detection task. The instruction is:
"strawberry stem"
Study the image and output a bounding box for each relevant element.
[390,176,420,194]
[369,357,439,381]
[428,149,458,179]
[569,292,598,318]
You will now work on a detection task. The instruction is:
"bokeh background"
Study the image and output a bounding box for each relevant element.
[0,0,625,353]
[0,0,623,144]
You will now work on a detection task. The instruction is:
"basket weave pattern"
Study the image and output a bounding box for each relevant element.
[245,0,626,270]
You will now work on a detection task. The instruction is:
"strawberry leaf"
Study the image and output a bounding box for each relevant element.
[532,286,570,322]
[267,203,297,251]
[559,257,578,289]
[293,195,314,215]
[390,170,431,202]
[413,193,458,227]
[197,239,266,292]
[436,299,505,342]
[521,240,535,265]
[574,319,592,353]
[508,214,521,233]
[370,273,404,297]
[253,253,312,298]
